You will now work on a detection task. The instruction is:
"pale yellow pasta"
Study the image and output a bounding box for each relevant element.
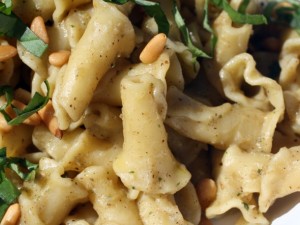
[166,86,276,152]
[53,0,135,124]
[206,145,270,224]
[92,50,171,107]
[2,1,300,225]
[19,158,89,225]
[76,166,143,225]
[12,0,55,23]
[65,5,93,48]
[53,0,91,22]
[203,6,253,94]
[259,146,300,212]
[113,74,191,194]
[137,193,193,225]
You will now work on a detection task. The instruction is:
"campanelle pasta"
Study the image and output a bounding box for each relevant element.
[1,0,300,225]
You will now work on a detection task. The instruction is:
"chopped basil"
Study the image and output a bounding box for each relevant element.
[263,0,300,34]
[0,1,48,57]
[103,0,169,34]
[210,0,267,25]
[172,0,210,59]
[238,0,250,14]
[0,80,50,126]
[0,0,12,15]
[0,147,38,220]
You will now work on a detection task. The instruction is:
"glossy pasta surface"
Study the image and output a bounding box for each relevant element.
[0,0,300,225]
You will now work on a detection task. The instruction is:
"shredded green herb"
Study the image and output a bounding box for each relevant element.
[172,0,210,59]
[0,0,48,57]
[0,147,38,220]
[263,0,300,34]
[103,0,169,34]
[0,0,12,15]
[0,80,50,126]
[210,0,267,25]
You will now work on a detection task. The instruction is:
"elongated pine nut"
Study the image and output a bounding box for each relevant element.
[49,50,71,67]
[0,203,21,225]
[196,178,217,210]
[0,45,17,62]
[38,100,63,138]
[139,33,167,64]
[30,16,49,44]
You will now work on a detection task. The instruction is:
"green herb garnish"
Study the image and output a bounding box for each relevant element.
[103,0,169,34]
[263,0,300,34]
[0,80,50,126]
[0,0,48,57]
[210,0,267,25]
[0,0,12,15]
[0,147,38,220]
[172,0,210,59]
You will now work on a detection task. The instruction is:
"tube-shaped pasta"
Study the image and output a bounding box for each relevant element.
[54,0,135,122]
[113,74,191,195]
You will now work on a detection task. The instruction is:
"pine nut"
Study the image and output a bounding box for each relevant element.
[30,16,49,44]
[38,100,63,139]
[139,33,167,64]
[0,45,17,62]
[49,50,71,67]
[0,203,21,225]
[196,178,217,210]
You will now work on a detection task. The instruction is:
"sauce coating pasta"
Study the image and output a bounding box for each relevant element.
[0,0,300,225]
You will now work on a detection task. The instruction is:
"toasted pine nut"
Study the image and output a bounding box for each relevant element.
[139,33,167,64]
[5,100,42,126]
[38,100,63,139]
[0,203,21,225]
[48,50,71,67]
[30,16,49,44]
[0,45,17,62]
[196,178,217,210]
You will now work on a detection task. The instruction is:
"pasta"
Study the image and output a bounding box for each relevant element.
[1,0,300,225]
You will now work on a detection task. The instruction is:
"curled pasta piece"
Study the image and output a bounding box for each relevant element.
[166,53,284,152]
[259,146,300,213]
[137,193,193,225]
[166,86,278,152]
[76,166,143,225]
[93,50,171,118]
[32,125,121,171]
[17,41,49,78]
[279,37,300,90]
[278,38,300,134]
[53,0,135,124]
[206,146,270,224]
[19,158,88,225]
[203,10,252,94]
[113,74,191,195]
[53,0,91,22]
[220,53,284,112]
